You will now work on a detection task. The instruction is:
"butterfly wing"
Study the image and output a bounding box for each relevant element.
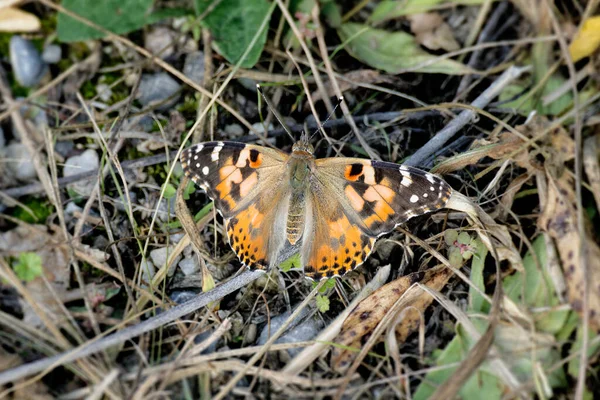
[181,142,290,270]
[302,158,452,280]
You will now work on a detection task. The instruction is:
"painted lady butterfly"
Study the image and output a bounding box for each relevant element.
[181,138,452,280]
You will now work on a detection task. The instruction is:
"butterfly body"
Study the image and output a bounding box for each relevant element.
[181,140,452,280]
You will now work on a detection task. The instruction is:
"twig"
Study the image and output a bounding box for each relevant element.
[0,270,264,388]
[405,65,530,168]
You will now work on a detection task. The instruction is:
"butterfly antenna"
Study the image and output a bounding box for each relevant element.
[256,84,295,142]
[308,96,344,142]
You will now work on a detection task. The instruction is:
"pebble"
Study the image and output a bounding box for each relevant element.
[63,149,99,196]
[251,122,273,134]
[54,141,74,158]
[145,27,176,59]
[137,73,181,110]
[257,308,323,357]
[41,44,62,64]
[224,123,244,138]
[170,290,198,305]
[9,36,47,87]
[150,246,181,276]
[183,51,205,85]
[95,83,113,102]
[178,257,200,276]
[140,260,156,288]
[4,143,37,181]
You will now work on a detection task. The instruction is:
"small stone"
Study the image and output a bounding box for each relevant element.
[145,27,176,59]
[183,51,205,85]
[63,149,100,196]
[140,260,156,288]
[54,141,74,158]
[41,44,62,64]
[257,308,323,357]
[224,123,244,138]
[4,143,37,181]
[137,73,181,110]
[170,290,198,304]
[150,246,181,276]
[95,83,113,102]
[178,257,200,276]
[251,122,273,134]
[10,36,47,87]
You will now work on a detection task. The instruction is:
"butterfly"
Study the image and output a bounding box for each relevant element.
[181,140,452,280]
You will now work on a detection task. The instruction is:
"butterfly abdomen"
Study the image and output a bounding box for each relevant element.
[286,192,306,245]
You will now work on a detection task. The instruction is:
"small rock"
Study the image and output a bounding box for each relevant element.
[10,36,47,87]
[257,308,323,357]
[4,143,37,181]
[63,149,100,196]
[140,260,156,288]
[157,196,176,222]
[251,122,273,134]
[95,83,113,102]
[178,257,200,276]
[183,51,205,85]
[224,123,244,138]
[238,78,258,92]
[243,323,258,345]
[41,44,62,64]
[137,73,181,110]
[170,290,198,304]
[114,191,138,212]
[145,27,176,59]
[54,141,74,158]
[150,246,181,276]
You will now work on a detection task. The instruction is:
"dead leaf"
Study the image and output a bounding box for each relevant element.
[0,225,70,329]
[409,13,460,52]
[538,175,600,331]
[0,349,52,399]
[0,7,41,32]
[569,15,600,62]
[331,266,453,370]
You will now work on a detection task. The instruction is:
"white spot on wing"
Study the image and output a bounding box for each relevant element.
[196,163,200,168]
[423,193,428,198]
[430,186,435,191]
[426,173,436,184]
[211,144,223,161]
[195,144,204,153]
[401,176,412,187]
[410,194,419,203]
[202,166,209,175]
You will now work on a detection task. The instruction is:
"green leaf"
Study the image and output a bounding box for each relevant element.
[13,252,43,282]
[316,295,330,313]
[12,198,54,224]
[279,253,301,273]
[163,183,177,199]
[468,239,488,313]
[337,23,472,75]
[370,0,490,22]
[57,0,155,42]
[195,0,273,68]
[504,236,570,334]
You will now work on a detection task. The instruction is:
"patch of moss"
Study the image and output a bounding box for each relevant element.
[12,198,54,224]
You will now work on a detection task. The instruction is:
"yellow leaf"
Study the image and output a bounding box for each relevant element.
[0,8,40,32]
[569,16,600,62]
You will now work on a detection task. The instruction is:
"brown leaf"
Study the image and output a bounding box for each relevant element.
[0,225,70,328]
[409,13,460,52]
[538,175,600,331]
[331,266,453,370]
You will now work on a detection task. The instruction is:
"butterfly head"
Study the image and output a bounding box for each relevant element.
[292,139,314,155]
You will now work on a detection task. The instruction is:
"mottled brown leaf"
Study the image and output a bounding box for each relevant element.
[331,266,453,370]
